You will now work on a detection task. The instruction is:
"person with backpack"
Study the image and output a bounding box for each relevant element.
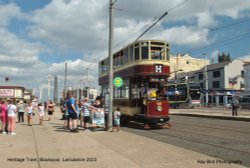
[231,96,239,116]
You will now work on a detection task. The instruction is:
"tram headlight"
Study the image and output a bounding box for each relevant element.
[156,105,163,112]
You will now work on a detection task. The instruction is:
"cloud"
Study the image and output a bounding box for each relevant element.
[0,3,27,26]
[28,0,109,53]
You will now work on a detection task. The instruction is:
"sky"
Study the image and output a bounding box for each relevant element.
[0,0,250,101]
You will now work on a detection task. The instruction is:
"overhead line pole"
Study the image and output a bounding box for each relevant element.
[107,0,115,131]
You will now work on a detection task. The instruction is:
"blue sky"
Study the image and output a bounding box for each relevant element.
[0,0,250,100]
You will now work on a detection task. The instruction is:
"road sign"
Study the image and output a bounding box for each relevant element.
[113,77,123,88]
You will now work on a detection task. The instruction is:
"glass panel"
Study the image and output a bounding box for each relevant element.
[129,45,134,62]
[124,48,128,64]
[135,47,140,60]
[141,46,148,59]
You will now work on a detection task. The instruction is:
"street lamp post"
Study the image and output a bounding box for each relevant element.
[204,53,209,107]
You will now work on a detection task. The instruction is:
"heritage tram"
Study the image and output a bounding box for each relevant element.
[98,40,171,129]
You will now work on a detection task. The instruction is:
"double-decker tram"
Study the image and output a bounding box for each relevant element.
[98,40,171,129]
[166,82,201,108]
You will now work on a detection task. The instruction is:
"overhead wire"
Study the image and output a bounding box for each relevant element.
[113,0,188,50]
[188,31,250,55]
[177,18,250,46]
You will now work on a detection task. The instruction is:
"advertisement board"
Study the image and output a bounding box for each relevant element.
[0,89,14,97]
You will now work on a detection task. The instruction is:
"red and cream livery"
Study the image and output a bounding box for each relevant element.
[99,40,171,129]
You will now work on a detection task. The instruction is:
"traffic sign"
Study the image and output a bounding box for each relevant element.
[113,77,123,88]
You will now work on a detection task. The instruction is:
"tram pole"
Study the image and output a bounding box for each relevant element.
[107,0,115,131]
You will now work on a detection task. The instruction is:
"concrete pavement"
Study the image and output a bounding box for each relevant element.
[0,107,248,168]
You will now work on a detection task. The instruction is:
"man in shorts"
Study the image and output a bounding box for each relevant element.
[66,92,78,132]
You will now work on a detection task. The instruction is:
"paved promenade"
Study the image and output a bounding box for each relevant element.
[0,107,248,168]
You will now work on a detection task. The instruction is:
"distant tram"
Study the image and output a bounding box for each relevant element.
[99,40,171,129]
[166,82,201,108]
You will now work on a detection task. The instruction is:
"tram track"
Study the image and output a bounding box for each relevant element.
[121,115,250,167]
[174,117,250,134]
[150,129,250,155]
[173,120,250,134]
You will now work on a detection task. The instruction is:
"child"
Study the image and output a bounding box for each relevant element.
[112,107,121,132]
[38,103,45,125]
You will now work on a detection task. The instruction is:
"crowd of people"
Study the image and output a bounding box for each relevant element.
[60,92,121,133]
[0,99,55,135]
[0,94,121,135]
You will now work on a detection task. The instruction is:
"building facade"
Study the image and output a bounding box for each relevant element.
[177,60,245,106]
[169,53,209,80]
[0,86,25,103]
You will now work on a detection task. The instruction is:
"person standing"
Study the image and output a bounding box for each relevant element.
[38,103,45,125]
[17,101,26,123]
[75,99,81,129]
[112,107,121,132]
[7,100,17,135]
[231,96,239,116]
[66,92,78,132]
[47,101,54,121]
[26,102,34,126]
[82,98,92,130]
[1,100,8,134]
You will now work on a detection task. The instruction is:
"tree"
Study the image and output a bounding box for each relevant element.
[218,52,231,62]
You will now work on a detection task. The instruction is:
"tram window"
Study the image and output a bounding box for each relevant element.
[166,48,170,61]
[151,42,164,46]
[176,84,188,101]
[135,47,140,60]
[129,45,134,62]
[190,90,201,100]
[141,46,149,59]
[151,51,162,60]
[124,48,128,64]
[151,47,164,60]
[119,51,124,66]
[131,84,140,99]
[114,55,117,68]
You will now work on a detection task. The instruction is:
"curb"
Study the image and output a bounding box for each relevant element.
[171,113,250,122]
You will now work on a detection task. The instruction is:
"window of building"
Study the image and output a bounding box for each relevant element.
[213,70,220,78]
[241,70,244,78]
[212,81,220,88]
[199,83,204,88]
[198,73,204,80]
